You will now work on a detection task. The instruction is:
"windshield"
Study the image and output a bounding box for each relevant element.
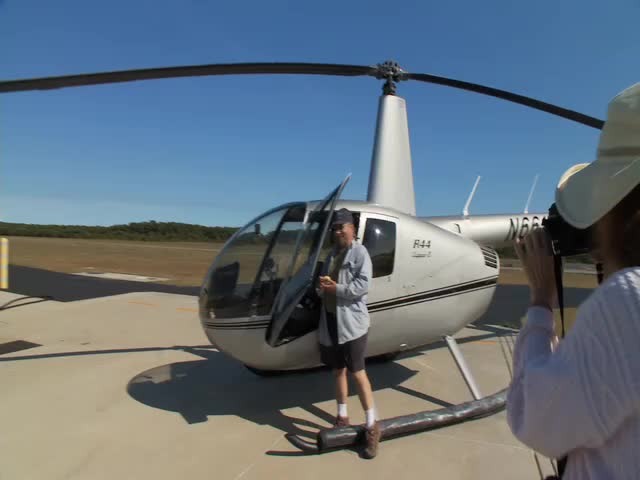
[200,182,349,327]
[201,202,325,320]
[201,204,297,319]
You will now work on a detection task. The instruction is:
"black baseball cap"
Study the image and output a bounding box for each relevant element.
[332,208,354,225]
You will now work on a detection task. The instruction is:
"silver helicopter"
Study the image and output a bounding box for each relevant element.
[196,75,552,379]
[0,61,603,391]
[177,63,601,381]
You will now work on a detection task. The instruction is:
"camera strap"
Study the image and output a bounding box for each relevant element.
[551,257,604,479]
[554,254,566,338]
[552,253,569,479]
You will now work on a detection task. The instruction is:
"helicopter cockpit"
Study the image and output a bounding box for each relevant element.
[200,176,351,346]
[202,203,325,317]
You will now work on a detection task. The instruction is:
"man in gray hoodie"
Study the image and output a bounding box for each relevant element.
[317,208,380,459]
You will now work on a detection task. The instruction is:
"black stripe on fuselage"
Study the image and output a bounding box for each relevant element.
[368,275,498,307]
[202,277,498,330]
[204,320,270,330]
[368,282,497,313]
[367,276,498,313]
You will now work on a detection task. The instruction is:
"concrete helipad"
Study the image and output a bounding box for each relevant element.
[0,290,557,479]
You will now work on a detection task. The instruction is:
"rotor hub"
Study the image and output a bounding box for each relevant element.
[374,60,407,95]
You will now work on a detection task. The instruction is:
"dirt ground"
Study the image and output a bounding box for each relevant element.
[5,236,221,286]
[4,236,599,290]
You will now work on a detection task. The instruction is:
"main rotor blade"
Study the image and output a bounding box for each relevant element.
[407,72,604,129]
[1,60,604,130]
[0,62,375,93]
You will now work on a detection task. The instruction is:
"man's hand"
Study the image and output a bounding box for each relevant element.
[319,276,337,295]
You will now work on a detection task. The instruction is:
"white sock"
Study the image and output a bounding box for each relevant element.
[338,403,348,418]
[365,407,376,428]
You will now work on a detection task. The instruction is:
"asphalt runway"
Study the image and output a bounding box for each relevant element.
[6,265,200,301]
[4,265,594,328]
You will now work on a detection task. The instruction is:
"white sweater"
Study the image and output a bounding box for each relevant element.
[507,266,640,479]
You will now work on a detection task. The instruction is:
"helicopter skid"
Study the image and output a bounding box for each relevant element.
[288,333,507,454]
[288,388,507,454]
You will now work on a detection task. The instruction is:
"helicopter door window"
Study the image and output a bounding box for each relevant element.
[362,218,396,278]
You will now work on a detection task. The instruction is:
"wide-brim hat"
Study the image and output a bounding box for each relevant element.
[555,82,640,229]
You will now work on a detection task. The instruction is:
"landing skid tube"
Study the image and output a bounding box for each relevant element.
[287,335,508,454]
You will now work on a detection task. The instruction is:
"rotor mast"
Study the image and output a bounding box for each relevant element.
[367,61,417,216]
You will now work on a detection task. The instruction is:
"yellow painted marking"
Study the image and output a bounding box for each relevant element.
[128,301,157,307]
[1,238,8,289]
[176,307,198,312]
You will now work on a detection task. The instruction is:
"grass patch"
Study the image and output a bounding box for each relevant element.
[6,236,223,286]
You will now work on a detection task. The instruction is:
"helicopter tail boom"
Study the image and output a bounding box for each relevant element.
[422,212,547,249]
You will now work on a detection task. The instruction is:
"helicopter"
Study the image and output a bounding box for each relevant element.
[0,61,604,381]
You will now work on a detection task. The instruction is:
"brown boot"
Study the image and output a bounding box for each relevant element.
[363,421,380,459]
[334,416,350,427]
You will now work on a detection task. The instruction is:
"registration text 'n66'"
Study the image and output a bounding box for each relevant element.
[506,216,542,241]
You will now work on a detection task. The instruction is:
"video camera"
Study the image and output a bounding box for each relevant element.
[542,203,593,257]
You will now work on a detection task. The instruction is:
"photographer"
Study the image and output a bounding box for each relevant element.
[506,83,640,479]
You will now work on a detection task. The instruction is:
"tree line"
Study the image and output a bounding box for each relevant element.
[0,221,596,262]
[0,221,239,242]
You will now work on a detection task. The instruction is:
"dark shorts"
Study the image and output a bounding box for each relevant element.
[320,313,368,372]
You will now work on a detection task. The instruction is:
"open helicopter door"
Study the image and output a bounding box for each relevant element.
[266,174,351,347]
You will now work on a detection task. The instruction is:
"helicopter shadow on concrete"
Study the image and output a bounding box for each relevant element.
[126,345,443,453]
[125,284,595,454]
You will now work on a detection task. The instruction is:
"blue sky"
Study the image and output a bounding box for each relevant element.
[1,0,638,227]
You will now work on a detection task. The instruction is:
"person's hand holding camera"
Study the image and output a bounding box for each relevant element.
[514,228,558,312]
